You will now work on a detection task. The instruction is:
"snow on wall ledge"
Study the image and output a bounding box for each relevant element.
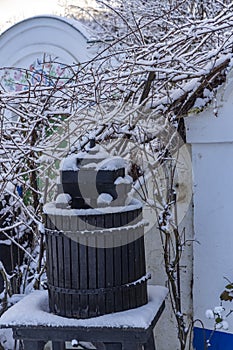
[185,67,233,344]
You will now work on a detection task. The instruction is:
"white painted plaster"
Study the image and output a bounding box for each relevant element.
[185,69,233,335]
[186,69,233,144]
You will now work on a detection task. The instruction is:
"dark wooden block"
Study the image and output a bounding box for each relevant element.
[52,341,66,350]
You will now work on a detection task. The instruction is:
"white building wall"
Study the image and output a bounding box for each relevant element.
[191,142,233,330]
[185,68,233,343]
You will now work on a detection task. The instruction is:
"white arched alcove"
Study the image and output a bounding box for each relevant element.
[0,15,95,94]
[0,15,93,66]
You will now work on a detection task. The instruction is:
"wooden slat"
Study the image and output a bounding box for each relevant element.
[45,228,53,285]
[88,237,97,317]
[23,340,46,350]
[63,237,72,317]
[48,215,56,230]
[69,215,80,317]
[96,215,106,316]
[51,235,58,287]
[52,341,66,350]
[113,238,122,312]
[61,214,72,317]
[135,232,142,307]
[78,215,87,247]
[54,214,65,315]
[112,212,122,312]
[50,233,59,314]
[121,211,128,227]
[128,238,136,309]
[57,235,65,315]
[121,232,130,310]
[104,213,114,314]
[79,235,88,318]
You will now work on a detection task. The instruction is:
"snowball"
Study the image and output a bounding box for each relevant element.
[114,175,133,185]
[97,193,113,205]
[214,306,224,315]
[205,309,214,319]
[60,154,79,171]
[215,322,222,329]
[56,193,72,204]
[71,339,79,347]
[222,320,229,330]
[98,157,126,171]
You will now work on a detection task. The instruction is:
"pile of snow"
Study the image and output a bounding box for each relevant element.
[76,149,109,160]
[55,193,72,208]
[56,193,72,204]
[82,162,97,169]
[60,155,79,171]
[44,198,142,216]
[97,157,127,171]
[0,285,168,329]
[97,193,113,205]
[114,175,133,185]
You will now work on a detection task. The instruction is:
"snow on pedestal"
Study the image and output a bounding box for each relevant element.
[0,285,168,329]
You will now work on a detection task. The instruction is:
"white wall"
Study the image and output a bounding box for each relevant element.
[185,68,233,334]
[191,142,233,330]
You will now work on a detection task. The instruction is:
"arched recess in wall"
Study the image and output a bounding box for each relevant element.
[0,15,94,93]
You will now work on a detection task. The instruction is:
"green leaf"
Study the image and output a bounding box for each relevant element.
[220,291,233,301]
[225,284,233,290]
